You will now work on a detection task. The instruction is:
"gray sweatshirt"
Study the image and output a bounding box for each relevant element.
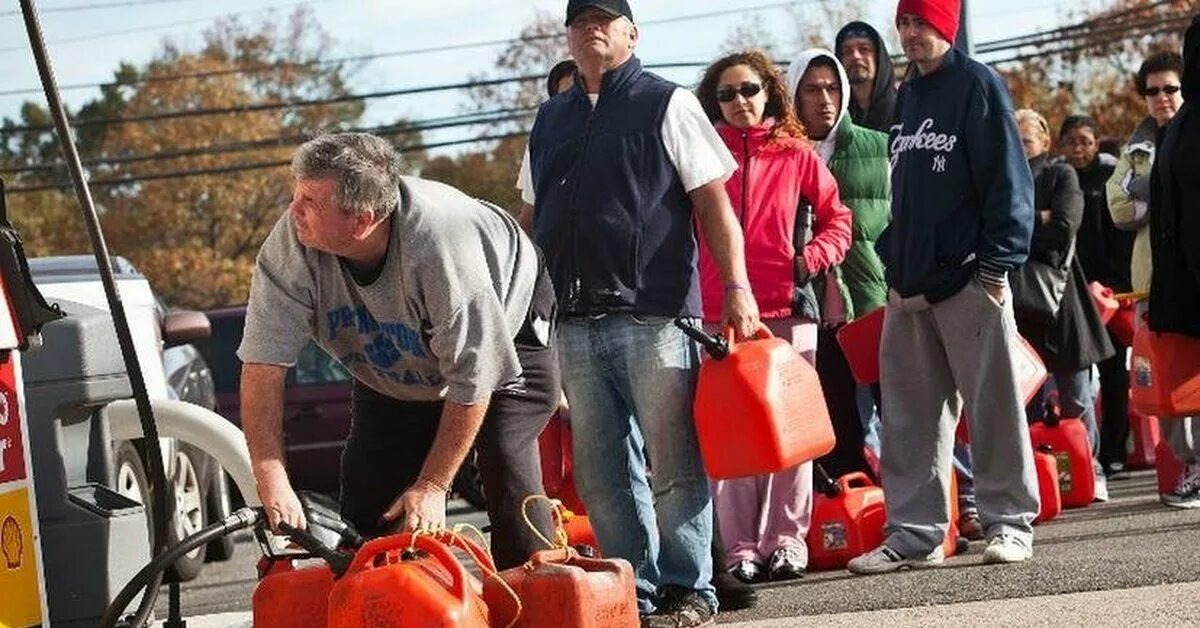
[238,176,538,404]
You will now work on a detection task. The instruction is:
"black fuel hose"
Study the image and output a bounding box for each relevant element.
[99,508,262,628]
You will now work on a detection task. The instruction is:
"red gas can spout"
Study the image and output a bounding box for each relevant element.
[673,318,729,359]
[814,463,842,498]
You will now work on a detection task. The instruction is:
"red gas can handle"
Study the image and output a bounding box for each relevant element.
[836,471,876,492]
[528,546,620,574]
[345,533,469,603]
[722,322,773,349]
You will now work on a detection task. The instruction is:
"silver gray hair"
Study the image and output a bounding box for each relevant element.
[291,132,403,217]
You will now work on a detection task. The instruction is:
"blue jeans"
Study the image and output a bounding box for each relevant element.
[558,315,715,613]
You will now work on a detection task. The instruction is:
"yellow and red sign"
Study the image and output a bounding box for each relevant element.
[0,354,47,628]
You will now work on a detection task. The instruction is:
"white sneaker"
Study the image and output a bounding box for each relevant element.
[981,534,1033,564]
[847,544,944,575]
[1094,477,1110,503]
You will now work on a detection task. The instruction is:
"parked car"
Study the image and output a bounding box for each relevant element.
[200,306,487,509]
[29,255,234,581]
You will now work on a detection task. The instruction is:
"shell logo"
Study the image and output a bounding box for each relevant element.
[1,514,21,569]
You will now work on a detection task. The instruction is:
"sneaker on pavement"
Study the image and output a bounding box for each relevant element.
[981,534,1032,564]
[713,569,757,611]
[958,512,984,541]
[767,546,805,581]
[846,544,944,575]
[728,559,764,584]
[1094,477,1110,503]
[640,586,715,628]
[1161,463,1200,509]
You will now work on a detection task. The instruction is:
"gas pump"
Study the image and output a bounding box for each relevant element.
[0,278,49,628]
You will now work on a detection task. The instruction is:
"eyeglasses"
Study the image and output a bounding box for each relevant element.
[716,82,763,103]
[1142,85,1181,97]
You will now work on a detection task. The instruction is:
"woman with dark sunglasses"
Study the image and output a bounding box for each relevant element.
[694,49,851,584]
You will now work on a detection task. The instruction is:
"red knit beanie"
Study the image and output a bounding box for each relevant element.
[896,0,960,45]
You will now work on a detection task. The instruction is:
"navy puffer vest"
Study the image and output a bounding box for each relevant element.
[529,56,699,317]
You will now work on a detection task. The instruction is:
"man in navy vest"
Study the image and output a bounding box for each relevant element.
[517,1,758,625]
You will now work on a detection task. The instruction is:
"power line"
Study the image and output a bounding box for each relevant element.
[0,0,320,54]
[983,13,1192,66]
[0,0,201,18]
[4,130,530,194]
[975,0,1178,53]
[0,0,811,96]
[0,106,536,175]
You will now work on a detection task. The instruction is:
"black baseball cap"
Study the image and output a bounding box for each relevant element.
[565,0,633,26]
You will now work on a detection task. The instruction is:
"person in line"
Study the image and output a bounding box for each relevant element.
[241,132,559,570]
[695,48,851,584]
[835,21,899,133]
[1059,114,1134,479]
[1118,39,1200,509]
[1012,108,1114,501]
[518,1,760,624]
[848,0,1040,574]
[785,49,888,480]
[547,58,578,98]
[1107,49,1200,508]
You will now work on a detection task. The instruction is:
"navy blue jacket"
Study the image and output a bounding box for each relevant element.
[528,56,700,317]
[876,48,1034,303]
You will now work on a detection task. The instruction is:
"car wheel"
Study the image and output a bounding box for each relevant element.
[165,448,207,581]
[114,441,204,581]
[453,449,487,511]
[204,470,236,562]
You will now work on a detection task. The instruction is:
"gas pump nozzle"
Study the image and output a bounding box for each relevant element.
[259,491,362,579]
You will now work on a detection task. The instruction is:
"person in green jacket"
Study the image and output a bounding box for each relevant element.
[786,49,889,478]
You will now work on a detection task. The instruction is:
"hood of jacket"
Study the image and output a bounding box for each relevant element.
[1184,15,1199,102]
[786,48,851,160]
[1126,116,1159,155]
[834,21,898,125]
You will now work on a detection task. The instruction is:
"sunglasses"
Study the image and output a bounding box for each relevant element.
[1142,85,1181,97]
[716,82,763,103]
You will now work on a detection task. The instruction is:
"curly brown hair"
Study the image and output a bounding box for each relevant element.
[696,49,806,144]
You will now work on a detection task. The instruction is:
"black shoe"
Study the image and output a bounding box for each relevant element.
[713,570,758,611]
[1104,462,1131,480]
[641,585,716,628]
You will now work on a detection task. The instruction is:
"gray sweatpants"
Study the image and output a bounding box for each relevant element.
[878,279,1040,557]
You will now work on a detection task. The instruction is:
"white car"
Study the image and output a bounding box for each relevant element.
[29,255,233,581]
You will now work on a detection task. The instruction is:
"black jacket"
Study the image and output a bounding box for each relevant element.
[1074,153,1135,292]
[836,21,897,133]
[1148,16,1200,338]
[1018,155,1115,372]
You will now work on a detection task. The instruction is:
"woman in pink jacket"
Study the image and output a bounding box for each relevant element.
[696,49,852,583]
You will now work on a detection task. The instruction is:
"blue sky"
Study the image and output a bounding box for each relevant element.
[0,0,1105,154]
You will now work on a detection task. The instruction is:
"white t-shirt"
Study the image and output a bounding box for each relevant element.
[516,88,737,205]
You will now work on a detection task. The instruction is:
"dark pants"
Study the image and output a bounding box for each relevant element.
[1098,330,1131,470]
[814,327,871,479]
[339,269,560,570]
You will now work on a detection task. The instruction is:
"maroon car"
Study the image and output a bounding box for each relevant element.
[200,306,486,508]
[200,306,352,497]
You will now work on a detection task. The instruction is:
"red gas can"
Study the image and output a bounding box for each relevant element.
[1127,408,1161,469]
[836,306,885,384]
[1088,282,1118,325]
[693,325,835,479]
[1029,418,1095,508]
[1108,297,1137,346]
[1033,447,1062,523]
[253,557,335,628]
[327,533,489,628]
[1155,440,1186,496]
[484,547,639,628]
[1131,320,1200,417]
[561,511,598,551]
[807,472,886,570]
[539,411,587,515]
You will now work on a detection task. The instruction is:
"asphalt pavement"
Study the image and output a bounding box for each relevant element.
[155,471,1200,626]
